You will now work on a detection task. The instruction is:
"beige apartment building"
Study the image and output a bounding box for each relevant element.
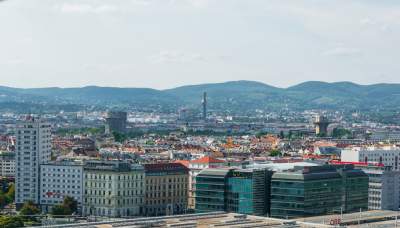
[143,163,189,216]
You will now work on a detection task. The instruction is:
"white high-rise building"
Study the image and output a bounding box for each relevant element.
[15,117,52,207]
[40,161,84,213]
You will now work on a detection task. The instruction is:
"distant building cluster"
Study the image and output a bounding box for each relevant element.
[0,106,399,225]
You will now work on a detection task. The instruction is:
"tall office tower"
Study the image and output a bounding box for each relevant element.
[105,111,127,134]
[15,117,52,208]
[202,92,207,121]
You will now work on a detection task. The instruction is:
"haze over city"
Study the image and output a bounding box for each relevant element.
[2,1,400,228]
[1,0,400,89]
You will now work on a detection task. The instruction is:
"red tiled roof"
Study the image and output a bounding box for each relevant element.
[330,160,384,167]
[191,156,224,164]
[175,160,190,168]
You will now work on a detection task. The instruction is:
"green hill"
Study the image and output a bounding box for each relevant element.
[1,80,400,113]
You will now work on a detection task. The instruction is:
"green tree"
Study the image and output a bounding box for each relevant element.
[255,131,268,138]
[0,194,7,208]
[269,149,282,157]
[62,196,77,214]
[5,184,15,203]
[279,131,285,139]
[332,128,352,139]
[112,131,127,143]
[0,216,24,228]
[51,196,78,216]
[51,205,69,216]
[287,131,293,139]
[19,201,40,216]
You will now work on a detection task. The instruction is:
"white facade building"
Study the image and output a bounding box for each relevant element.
[359,165,400,211]
[40,161,84,212]
[341,147,400,171]
[83,161,144,217]
[0,151,15,178]
[371,131,400,141]
[15,117,52,207]
[341,148,400,210]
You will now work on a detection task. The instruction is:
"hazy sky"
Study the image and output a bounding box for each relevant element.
[1,0,399,89]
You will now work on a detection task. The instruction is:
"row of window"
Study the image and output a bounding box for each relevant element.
[42,168,81,173]
[85,189,143,196]
[84,197,143,205]
[85,174,143,180]
[146,191,187,198]
[43,174,80,178]
[42,179,80,183]
[85,181,143,188]
[42,184,80,188]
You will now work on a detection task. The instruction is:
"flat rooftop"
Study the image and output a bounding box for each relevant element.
[296,210,399,226]
[39,212,333,228]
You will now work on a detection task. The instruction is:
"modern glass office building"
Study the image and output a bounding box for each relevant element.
[226,170,254,214]
[338,166,369,212]
[195,168,273,215]
[226,169,273,215]
[270,165,368,219]
[196,164,368,218]
[195,168,230,213]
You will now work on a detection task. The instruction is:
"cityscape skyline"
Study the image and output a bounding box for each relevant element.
[2,1,400,227]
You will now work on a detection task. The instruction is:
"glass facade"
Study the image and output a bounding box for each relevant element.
[271,178,344,218]
[195,168,272,216]
[271,165,368,219]
[340,169,369,212]
[227,171,254,214]
[196,165,367,219]
[195,172,228,213]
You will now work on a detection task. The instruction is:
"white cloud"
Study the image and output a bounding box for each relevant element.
[322,47,362,57]
[360,17,378,26]
[149,50,207,63]
[59,3,119,14]
[187,0,210,8]
[82,63,135,72]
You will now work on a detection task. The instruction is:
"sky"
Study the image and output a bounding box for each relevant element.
[0,0,399,89]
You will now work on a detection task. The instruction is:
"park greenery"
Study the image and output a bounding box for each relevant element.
[0,216,24,228]
[331,127,352,139]
[269,149,282,157]
[19,201,40,217]
[0,183,15,208]
[51,196,78,216]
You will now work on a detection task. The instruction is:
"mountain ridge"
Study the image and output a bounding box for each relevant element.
[1,80,400,113]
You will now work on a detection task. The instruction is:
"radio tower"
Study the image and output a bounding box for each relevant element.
[202,92,207,121]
